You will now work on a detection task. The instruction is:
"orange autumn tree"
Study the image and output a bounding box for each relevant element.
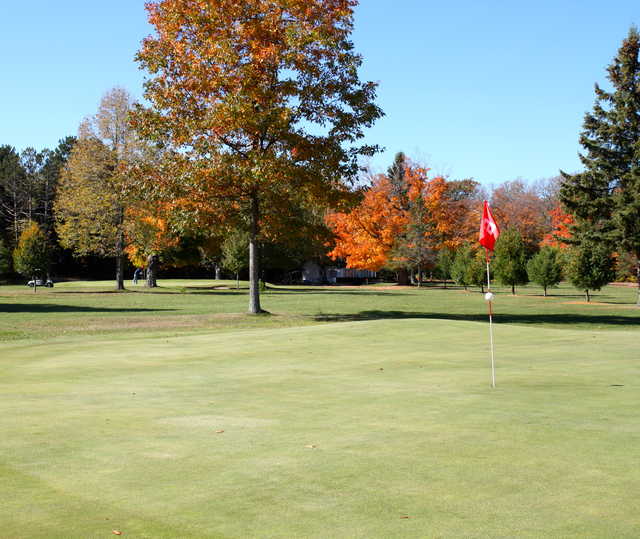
[327,155,477,279]
[541,205,574,248]
[131,0,383,313]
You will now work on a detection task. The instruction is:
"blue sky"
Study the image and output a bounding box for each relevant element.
[1,1,638,185]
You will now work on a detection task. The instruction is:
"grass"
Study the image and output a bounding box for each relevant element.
[1,280,639,537]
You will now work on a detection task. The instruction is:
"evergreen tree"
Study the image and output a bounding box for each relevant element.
[527,246,563,296]
[560,27,640,304]
[451,244,474,290]
[565,241,615,302]
[493,227,528,294]
[13,222,51,290]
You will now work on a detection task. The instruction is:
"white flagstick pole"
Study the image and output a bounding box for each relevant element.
[485,249,496,388]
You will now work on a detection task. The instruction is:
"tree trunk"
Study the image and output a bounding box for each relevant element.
[248,193,263,314]
[543,285,547,297]
[236,272,239,290]
[215,264,222,280]
[397,268,409,286]
[585,289,590,302]
[636,258,640,306]
[115,209,125,290]
[146,254,159,287]
[418,268,423,287]
[481,284,484,293]
[511,284,515,295]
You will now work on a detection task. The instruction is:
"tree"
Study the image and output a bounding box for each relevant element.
[491,179,547,253]
[132,0,383,313]
[435,247,455,288]
[55,88,145,290]
[327,156,474,284]
[451,244,474,290]
[565,241,615,302]
[0,145,27,245]
[493,227,528,294]
[560,27,640,305]
[527,246,562,296]
[0,238,10,275]
[222,229,250,289]
[467,249,487,292]
[13,222,51,291]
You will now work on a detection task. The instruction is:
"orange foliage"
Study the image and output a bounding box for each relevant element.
[541,205,574,248]
[326,162,476,270]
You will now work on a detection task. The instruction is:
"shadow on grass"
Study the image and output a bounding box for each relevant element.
[0,304,175,314]
[313,310,640,327]
[268,288,406,296]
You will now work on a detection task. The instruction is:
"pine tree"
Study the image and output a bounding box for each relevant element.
[493,227,528,294]
[560,27,640,305]
[527,246,562,296]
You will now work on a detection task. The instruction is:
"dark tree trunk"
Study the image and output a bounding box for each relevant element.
[636,258,640,306]
[418,268,423,287]
[146,254,159,287]
[585,289,590,302]
[248,193,264,314]
[543,285,547,297]
[481,284,484,293]
[511,284,515,295]
[397,268,409,286]
[115,209,125,290]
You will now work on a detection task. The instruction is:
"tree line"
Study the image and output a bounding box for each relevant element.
[1,3,639,310]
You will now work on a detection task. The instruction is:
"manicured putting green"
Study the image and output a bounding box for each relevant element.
[2,318,639,537]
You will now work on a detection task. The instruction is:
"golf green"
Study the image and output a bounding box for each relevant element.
[2,316,639,538]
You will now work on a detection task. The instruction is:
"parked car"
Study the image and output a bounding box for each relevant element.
[27,278,54,288]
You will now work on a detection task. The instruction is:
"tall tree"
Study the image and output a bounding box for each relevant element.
[560,27,640,305]
[55,88,144,290]
[0,145,27,245]
[131,0,382,313]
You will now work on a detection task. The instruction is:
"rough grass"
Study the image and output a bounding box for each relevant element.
[1,280,639,537]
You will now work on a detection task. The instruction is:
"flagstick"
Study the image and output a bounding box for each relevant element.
[485,249,496,388]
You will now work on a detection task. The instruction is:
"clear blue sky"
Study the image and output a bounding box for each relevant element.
[1,1,637,185]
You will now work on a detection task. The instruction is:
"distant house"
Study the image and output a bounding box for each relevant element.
[302,261,376,284]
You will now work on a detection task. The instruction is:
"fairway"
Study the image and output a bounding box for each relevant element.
[1,284,639,538]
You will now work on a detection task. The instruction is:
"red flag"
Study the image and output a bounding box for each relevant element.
[479,201,500,251]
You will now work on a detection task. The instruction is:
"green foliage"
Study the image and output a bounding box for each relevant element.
[559,27,640,302]
[527,246,563,296]
[467,250,487,291]
[493,228,529,294]
[565,241,615,301]
[0,238,10,275]
[12,222,51,278]
[435,247,455,284]
[451,244,474,289]
[221,229,250,276]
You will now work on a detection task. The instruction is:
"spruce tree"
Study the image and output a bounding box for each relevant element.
[527,246,563,296]
[560,27,640,304]
[493,227,528,294]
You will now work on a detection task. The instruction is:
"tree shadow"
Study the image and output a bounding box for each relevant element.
[312,310,640,327]
[0,304,175,314]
